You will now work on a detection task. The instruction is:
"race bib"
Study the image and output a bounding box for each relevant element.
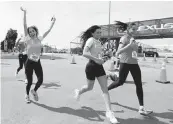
[132,51,138,59]
[29,53,40,62]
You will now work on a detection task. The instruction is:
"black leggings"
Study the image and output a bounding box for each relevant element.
[17,54,27,73]
[108,63,144,106]
[25,59,43,95]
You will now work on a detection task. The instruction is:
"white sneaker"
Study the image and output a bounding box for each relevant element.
[25,95,31,103]
[106,111,119,123]
[74,89,80,101]
[25,79,28,84]
[15,72,18,77]
[31,89,39,101]
[139,108,153,115]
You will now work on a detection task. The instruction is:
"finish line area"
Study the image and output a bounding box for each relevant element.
[1,53,173,124]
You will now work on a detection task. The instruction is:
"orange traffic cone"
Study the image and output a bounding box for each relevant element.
[156,62,170,84]
[71,55,76,64]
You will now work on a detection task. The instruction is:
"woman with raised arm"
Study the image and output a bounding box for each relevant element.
[14,35,28,83]
[74,25,119,123]
[20,7,56,103]
[108,21,153,115]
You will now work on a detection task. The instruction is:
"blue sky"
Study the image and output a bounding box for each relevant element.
[0,1,173,49]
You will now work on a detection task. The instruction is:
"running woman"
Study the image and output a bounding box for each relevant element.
[20,7,56,103]
[14,36,28,83]
[74,25,119,123]
[108,21,153,115]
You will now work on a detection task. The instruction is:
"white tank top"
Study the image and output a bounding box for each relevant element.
[84,37,102,58]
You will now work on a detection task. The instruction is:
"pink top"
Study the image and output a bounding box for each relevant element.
[24,35,43,62]
[119,35,138,64]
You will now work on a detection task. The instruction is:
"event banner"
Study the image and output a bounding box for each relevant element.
[100,17,173,39]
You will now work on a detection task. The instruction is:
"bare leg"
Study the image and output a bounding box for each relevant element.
[97,75,119,123]
[74,79,95,100]
[97,75,112,112]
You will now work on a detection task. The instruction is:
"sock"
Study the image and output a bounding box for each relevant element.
[139,106,144,110]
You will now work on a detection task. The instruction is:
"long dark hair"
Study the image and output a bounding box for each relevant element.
[80,25,101,50]
[114,21,136,32]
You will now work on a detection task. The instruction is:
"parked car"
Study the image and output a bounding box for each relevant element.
[143,48,159,57]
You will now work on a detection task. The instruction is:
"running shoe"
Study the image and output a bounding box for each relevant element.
[74,89,80,101]
[25,79,28,84]
[139,108,153,115]
[25,95,31,103]
[106,111,119,123]
[31,89,39,101]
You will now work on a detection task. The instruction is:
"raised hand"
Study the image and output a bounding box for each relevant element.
[51,16,56,22]
[20,7,26,12]
[129,37,135,45]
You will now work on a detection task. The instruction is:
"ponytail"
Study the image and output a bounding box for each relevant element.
[80,25,101,50]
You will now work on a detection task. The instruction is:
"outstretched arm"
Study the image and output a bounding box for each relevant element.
[13,38,21,51]
[14,38,21,48]
[42,17,56,39]
[20,7,28,36]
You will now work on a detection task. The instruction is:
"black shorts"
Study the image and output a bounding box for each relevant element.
[85,60,106,80]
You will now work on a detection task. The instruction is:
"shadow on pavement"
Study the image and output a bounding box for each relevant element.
[18,80,61,89]
[117,117,169,124]
[0,62,11,65]
[125,80,147,85]
[30,101,124,122]
[32,82,61,89]
[111,102,172,124]
[27,100,173,124]
[152,109,173,123]
[31,101,104,122]
[41,82,61,89]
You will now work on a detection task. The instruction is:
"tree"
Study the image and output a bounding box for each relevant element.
[2,28,18,51]
[1,40,4,50]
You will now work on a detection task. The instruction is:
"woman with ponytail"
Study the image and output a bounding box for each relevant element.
[74,25,119,123]
[108,21,153,115]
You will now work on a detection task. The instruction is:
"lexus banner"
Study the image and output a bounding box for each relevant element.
[100,17,173,39]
